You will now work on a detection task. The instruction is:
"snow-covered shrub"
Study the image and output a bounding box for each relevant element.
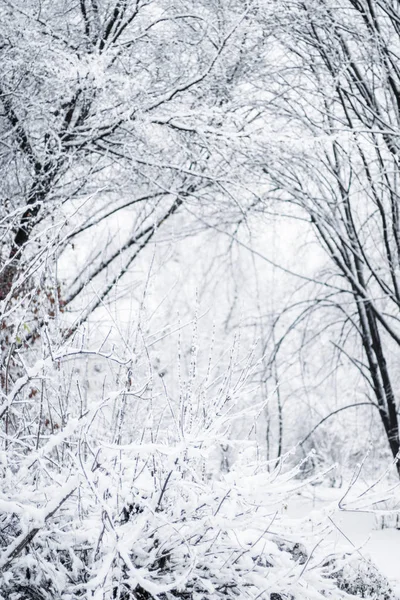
[331,557,395,600]
[0,332,395,600]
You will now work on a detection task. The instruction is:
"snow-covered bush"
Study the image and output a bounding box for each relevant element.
[333,558,395,600]
[0,331,396,600]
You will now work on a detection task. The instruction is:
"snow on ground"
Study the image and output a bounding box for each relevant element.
[285,485,400,594]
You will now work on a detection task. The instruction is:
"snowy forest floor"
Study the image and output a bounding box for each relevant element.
[287,486,400,596]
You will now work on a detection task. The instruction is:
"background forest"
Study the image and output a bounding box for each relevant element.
[1,0,400,598]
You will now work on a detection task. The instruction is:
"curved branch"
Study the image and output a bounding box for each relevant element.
[299,402,378,447]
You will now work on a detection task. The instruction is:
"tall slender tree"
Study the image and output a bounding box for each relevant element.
[258,0,400,472]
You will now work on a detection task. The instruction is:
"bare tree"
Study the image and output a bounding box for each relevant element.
[257,0,400,472]
[0,0,259,323]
